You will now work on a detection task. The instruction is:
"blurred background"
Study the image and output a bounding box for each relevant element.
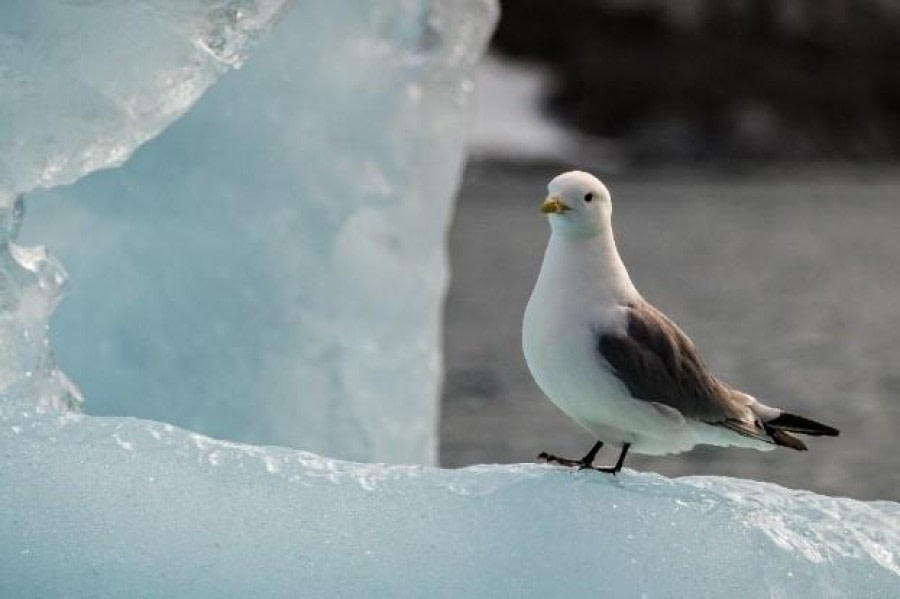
[440,0,900,501]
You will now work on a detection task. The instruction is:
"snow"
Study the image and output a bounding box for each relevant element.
[1,402,897,598]
[15,0,497,463]
[468,55,575,160]
[467,54,621,167]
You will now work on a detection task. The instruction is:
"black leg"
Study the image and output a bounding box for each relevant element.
[579,440,604,466]
[538,440,603,468]
[592,443,630,475]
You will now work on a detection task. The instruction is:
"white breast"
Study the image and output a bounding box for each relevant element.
[522,233,699,454]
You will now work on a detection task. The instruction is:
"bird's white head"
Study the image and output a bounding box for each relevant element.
[541,170,612,238]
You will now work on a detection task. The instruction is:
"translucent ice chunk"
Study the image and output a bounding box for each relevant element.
[21,0,497,463]
[0,0,291,410]
[0,196,80,411]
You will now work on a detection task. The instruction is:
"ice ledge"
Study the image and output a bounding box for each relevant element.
[1,404,897,598]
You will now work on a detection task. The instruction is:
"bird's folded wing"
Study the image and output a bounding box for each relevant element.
[595,300,748,424]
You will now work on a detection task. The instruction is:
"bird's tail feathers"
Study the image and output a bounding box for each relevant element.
[769,429,807,451]
[719,419,774,445]
[720,407,837,452]
[765,412,840,437]
[719,419,809,451]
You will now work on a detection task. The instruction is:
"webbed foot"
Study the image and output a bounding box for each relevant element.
[538,442,631,474]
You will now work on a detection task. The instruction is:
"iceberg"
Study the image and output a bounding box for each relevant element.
[1,403,897,598]
[11,0,497,463]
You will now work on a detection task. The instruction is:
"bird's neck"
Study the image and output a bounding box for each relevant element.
[545,220,638,305]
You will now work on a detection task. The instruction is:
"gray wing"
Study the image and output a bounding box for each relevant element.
[596,299,749,425]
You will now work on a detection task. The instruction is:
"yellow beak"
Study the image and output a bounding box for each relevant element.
[540,195,571,214]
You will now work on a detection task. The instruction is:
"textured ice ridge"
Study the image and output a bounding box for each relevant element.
[1,403,897,598]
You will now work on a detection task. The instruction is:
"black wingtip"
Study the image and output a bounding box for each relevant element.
[767,412,840,437]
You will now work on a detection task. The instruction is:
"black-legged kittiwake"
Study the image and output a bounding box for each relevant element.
[522,171,839,473]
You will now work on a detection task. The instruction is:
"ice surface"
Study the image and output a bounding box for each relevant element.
[1,403,897,598]
[16,0,497,463]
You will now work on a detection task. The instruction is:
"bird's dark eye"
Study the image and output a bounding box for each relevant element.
[584,192,594,203]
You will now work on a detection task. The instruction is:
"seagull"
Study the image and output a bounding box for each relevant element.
[522,171,839,473]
